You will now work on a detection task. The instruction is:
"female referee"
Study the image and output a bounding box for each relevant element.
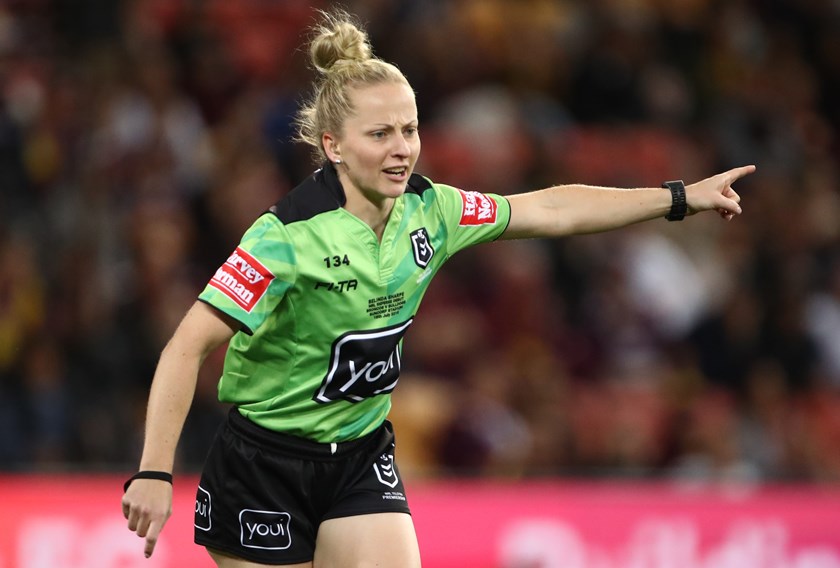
[121,9,755,568]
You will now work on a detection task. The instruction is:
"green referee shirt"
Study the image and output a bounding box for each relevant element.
[199,163,511,442]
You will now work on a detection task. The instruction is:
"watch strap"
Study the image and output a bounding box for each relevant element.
[662,180,687,221]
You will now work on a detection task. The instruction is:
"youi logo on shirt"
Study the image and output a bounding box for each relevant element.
[314,319,414,403]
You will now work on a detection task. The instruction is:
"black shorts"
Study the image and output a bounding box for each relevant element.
[193,408,411,564]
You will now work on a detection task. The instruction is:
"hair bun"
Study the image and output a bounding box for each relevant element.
[310,14,372,73]
[294,10,411,164]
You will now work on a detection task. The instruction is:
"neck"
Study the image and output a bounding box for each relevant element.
[348,197,393,240]
[340,179,395,241]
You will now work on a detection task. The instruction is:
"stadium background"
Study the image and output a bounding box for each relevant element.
[1,0,840,566]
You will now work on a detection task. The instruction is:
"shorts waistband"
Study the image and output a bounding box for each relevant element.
[227,407,387,460]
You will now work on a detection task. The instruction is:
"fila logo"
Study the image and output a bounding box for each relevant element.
[314,279,359,293]
[410,227,434,268]
[458,190,498,225]
[208,247,274,312]
[373,454,399,488]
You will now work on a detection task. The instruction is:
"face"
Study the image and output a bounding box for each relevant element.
[324,81,420,206]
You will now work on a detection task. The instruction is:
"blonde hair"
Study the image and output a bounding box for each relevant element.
[294,10,411,163]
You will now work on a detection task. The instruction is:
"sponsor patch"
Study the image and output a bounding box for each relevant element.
[194,486,212,532]
[239,509,292,550]
[208,247,274,312]
[458,190,498,225]
[314,319,413,404]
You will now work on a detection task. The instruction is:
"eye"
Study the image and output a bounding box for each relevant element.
[371,131,387,139]
[404,127,418,137]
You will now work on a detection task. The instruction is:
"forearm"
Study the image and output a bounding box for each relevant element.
[138,339,202,472]
[136,302,236,472]
[504,184,672,239]
[503,166,753,239]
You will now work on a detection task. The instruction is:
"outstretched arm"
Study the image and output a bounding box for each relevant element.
[121,301,237,558]
[502,165,755,240]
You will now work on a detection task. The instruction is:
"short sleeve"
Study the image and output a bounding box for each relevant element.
[432,183,511,256]
[198,214,296,334]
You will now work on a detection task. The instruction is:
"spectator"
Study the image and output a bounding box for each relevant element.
[0,0,836,485]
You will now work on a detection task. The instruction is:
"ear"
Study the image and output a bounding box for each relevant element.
[322,132,341,164]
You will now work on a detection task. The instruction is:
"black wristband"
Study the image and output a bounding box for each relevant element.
[662,180,687,221]
[123,470,173,492]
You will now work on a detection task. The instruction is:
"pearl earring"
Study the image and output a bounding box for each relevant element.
[334,159,342,165]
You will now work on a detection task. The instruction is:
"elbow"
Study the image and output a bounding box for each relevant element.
[160,329,212,367]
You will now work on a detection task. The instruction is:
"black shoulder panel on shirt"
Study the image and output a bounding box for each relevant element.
[406,173,433,197]
[269,163,346,224]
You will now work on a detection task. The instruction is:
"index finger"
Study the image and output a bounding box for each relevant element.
[144,520,162,559]
[725,164,756,184]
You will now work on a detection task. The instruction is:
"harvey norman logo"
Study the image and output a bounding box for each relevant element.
[458,190,498,225]
[208,247,274,312]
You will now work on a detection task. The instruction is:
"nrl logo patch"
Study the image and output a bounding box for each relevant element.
[410,227,434,268]
[373,452,399,488]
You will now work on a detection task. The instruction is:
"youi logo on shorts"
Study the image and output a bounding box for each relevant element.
[314,319,413,404]
[194,486,212,532]
[239,509,292,550]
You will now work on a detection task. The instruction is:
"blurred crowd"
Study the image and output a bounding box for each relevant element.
[1,0,839,484]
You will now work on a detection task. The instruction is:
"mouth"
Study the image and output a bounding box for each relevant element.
[382,166,409,181]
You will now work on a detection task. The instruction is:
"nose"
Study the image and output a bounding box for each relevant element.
[392,133,412,157]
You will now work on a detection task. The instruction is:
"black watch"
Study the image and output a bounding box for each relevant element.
[662,180,687,221]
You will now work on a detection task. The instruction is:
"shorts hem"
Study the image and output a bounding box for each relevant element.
[321,507,412,523]
[195,540,314,566]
